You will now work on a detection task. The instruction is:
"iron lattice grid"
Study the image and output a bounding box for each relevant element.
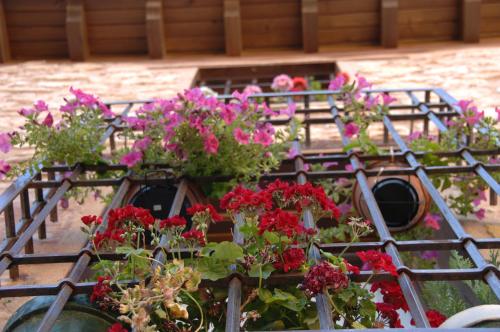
[0,87,498,332]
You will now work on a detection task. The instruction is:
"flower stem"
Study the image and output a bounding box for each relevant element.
[181,289,204,332]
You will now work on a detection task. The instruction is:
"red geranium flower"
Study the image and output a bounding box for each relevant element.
[301,261,349,296]
[81,215,102,226]
[108,323,128,332]
[371,281,409,312]
[181,229,206,246]
[357,250,398,276]
[411,310,447,327]
[91,275,112,303]
[220,185,272,212]
[343,258,360,275]
[160,215,187,229]
[259,208,305,238]
[291,77,308,91]
[187,203,223,222]
[376,302,403,328]
[273,248,306,272]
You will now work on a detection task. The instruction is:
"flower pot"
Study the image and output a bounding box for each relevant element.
[3,295,118,332]
[440,305,500,328]
[352,162,431,232]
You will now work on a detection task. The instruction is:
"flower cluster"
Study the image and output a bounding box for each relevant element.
[357,250,398,276]
[328,73,396,155]
[300,261,349,297]
[120,88,297,184]
[84,205,155,249]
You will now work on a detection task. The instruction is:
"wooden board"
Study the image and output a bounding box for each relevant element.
[481,1,500,37]
[241,0,301,50]
[163,0,224,53]
[4,0,67,59]
[86,0,147,55]
[318,0,379,46]
[399,0,460,42]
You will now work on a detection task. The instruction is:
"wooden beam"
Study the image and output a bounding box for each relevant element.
[301,0,319,53]
[66,0,89,61]
[224,0,242,56]
[146,0,166,58]
[381,0,399,48]
[0,0,11,63]
[462,0,481,43]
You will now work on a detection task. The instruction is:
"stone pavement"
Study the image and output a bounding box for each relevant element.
[0,41,499,328]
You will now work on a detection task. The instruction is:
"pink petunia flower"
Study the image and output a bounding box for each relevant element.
[496,107,500,121]
[344,122,359,138]
[203,133,219,154]
[271,74,293,92]
[253,130,273,147]
[323,161,338,168]
[60,198,69,209]
[364,95,379,110]
[34,100,49,112]
[408,131,422,142]
[280,103,296,118]
[473,190,487,207]
[233,128,250,145]
[288,146,299,159]
[338,203,352,215]
[18,108,35,117]
[220,107,236,125]
[41,113,53,127]
[132,136,152,151]
[120,151,142,167]
[464,107,484,126]
[0,160,11,180]
[424,213,441,231]
[421,250,439,260]
[455,100,473,112]
[0,133,12,153]
[474,208,485,220]
[381,94,397,106]
[328,75,346,91]
[243,85,262,96]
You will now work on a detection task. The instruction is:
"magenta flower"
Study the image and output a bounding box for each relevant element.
[132,136,152,151]
[336,177,351,187]
[70,87,98,107]
[303,163,311,171]
[474,208,485,220]
[455,100,473,112]
[220,107,236,125]
[59,100,78,114]
[344,122,359,138]
[233,128,250,145]
[203,133,219,154]
[288,146,299,159]
[0,133,12,153]
[381,94,397,106]
[231,90,250,103]
[355,74,372,90]
[34,100,49,112]
[243,84,262,96]
[271,74,293,92]
[364,95,379,110]
[97,101,114,118]
[0,160,11,179]
[473,190,487,207]
[338,203,352,215]
[120,151,142,167]
[464,107,484,126]
[280,103,296,118]
[496,107,500,121]
[421,250,438,260]
[41,113,53,127]
[323,161,338,168]
[262,103,278,116]
[253,130,273,147]
[328,75,346,90]
[408,131,422,142]
[345,164,353,172]
[124,117,147,131]
[424,213,441,231]
[18,108,35,117]
[60,198,69,209]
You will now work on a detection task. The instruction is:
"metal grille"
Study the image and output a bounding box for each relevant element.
[0,87,499,332]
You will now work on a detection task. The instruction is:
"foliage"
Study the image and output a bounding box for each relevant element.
[119,89,299,196]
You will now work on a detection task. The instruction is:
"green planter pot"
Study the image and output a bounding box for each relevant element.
[3,295,118,332]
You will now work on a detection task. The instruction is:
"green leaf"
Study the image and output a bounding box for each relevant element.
[263,231,280,245]
[155,308,167,319]
[197,258,232,281]
[248,263,275,279]
[211,241,244,261]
